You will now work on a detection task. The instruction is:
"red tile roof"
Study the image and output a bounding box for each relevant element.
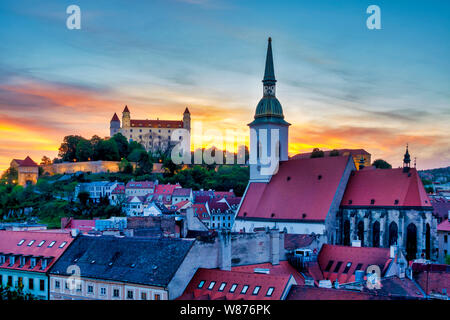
[208,199,230,212]
[316,244,392,284]
[171,200,191,211]
[438,219,450,232]
[232,261,305,285]
[112,184,125,194]
[14,156,38,167]
[123,105,130,113]
[214,191,235,199]
[287,285,379,300]
[178,268,294,300]
[154,184,181,195]
[237,156,353,222]
[64,219,96,231]
[284,234,315,251]
[414,270,450,296]
[194,195,211,204]
[0,230,74,273]
[130,120,183,128]
[172,188,192,197]
[341,168,431,208]
[192,204,209,220]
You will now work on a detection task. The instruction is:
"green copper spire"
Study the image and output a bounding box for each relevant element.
[263,37,276,84]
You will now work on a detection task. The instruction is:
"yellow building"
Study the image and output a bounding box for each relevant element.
[10,156,39,187]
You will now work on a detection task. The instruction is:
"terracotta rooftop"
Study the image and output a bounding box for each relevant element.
[130,119,183,128]
[341,168,431,208]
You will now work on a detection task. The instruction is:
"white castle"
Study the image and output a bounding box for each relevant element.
[110,106,191,153]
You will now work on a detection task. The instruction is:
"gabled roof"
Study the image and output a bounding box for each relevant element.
[225,197,242,207]
[192,204,209,220]
[49,235,195,287]
[341,168,431,208]
[178,268,293,300]
[130,120,183,128]
[171,200,191,211]
[438,219,450,232]
[112,184,125,194]
[154,184,181,195]
[194,195,211,204]
[317,244,392,284]
[0,230,74,273]
[193,190,214,198]
[14,156,38,167]
[208,199,230,212]
[237,156,353,222]
[213,191,235,199]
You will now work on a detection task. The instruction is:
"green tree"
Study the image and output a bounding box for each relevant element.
[119,158,133,174]
[329,149,340,157]
[128,149,153,175]
[446,254,450,265]
[96,139,120,161]
[58,135,85,162]
[111,133,129,159]
[310,148,325,158]
[76,138,94,162]
[372,159,392,169]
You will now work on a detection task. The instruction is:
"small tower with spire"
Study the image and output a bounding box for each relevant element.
[122,105,131,128]
[403,144,411,172]
[183,107,191,131]
[249,37,290,182]
[110,113,121,137]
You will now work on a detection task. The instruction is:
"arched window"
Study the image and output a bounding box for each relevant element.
[406,223,417,261]
[343,220,351,246]
[372,221,380,247]
[389,222,398,246]
[425,223,431,260]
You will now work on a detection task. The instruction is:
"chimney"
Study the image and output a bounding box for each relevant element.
[71,228,80,237]
[390,245,398,259]
[219,230,231,271]
[269,228,280,265]
[355,270,365,282]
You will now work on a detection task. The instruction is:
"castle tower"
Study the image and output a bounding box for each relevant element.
[122,105,131,128]
[110,113,121,137]
[248,37,290,182]
[183,107,191,131]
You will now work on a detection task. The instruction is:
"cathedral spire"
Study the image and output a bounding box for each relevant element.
[403,144,411,172]
[263,37,276,84]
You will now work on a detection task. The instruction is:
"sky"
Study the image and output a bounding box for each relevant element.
[0,0,449,172]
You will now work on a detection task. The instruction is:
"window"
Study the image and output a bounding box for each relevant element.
[55,280,60,289]
[30,258,36,268]
[9,256,15,266]
[141,292,147,300]
[65,281,69,290]
[266,287,274,297]
[40,280,45,291]
[334,261,343,273]
[218,282,226,292]
[445,235,448,243]
[355,263,363,271]
[324,260,334,272]
[252,286,261,295]
[88,285,94,293]
[18,239,25,246]
[27,240,35,246]
[241,285,249,294]
[48,241,56,248]
[127,290,134,299]
[8,276,12,286]
[113,289,120,297]
[37,240,45,247]
[100,287,106,295]
[343,262,352,274]
[59,241,67,248]
[29,278,34,290]
[197,280,205,288]
[77,283,82,292]
[154,294,161,300]
[208,281,216,290]
[230,284,238,293]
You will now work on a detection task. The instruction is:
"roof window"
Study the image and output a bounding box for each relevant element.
[348,200,352,204]
[207,281,216,290]
[266,287,274,297]
[59,241,67,248]
[48,241,56,248]
[230,284,238,293]
[343,262,352,274]
[37,240,45,247]
[394,199,399,205]
[252,286,261,295]
[18,239,25,246]
[318,175,322,180]
[355,263,363,271]
[324,260,334,272]
[27,240,35,246]
[198,280,205,289]
[334,261,343,273]
[218,282,226,292]
[370,199,375,205]
[241,285,249,294]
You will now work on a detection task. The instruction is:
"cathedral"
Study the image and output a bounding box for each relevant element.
[110,106,191,154]
[234,38,438,262]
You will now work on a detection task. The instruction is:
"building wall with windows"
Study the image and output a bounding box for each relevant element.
[0,269,48,300]
[49,276,167,300]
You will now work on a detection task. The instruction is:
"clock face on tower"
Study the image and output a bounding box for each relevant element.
[264,85,275,96]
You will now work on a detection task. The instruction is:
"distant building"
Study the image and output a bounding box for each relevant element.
[74,181,121,203]
[0,222,47,231]
[10,156,39,187]
[437,219,450,264]
[110,106,191,154]
[172,188,193,204]
[0,230,74,300]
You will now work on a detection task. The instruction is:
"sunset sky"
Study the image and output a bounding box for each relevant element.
[0,0,449,172]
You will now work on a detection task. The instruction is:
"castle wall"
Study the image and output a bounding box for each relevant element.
[42,161,122,175]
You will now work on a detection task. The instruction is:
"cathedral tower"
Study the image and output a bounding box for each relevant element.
[183,107,191,131]
[248,37,290,182]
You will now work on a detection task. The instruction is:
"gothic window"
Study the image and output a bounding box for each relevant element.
[357,221,365,247]
[343,220,351,246]
[372,221,380,247]
[406,223,417,261]
[425,223,431,260]
[389,222,398,246]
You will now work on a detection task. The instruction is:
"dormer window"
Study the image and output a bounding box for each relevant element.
[41,258,48,270]
[18,239,25,246]
[20,256,26,267]
[30,258,36,269]
[0,255,5,264]
[9,256,15,266]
